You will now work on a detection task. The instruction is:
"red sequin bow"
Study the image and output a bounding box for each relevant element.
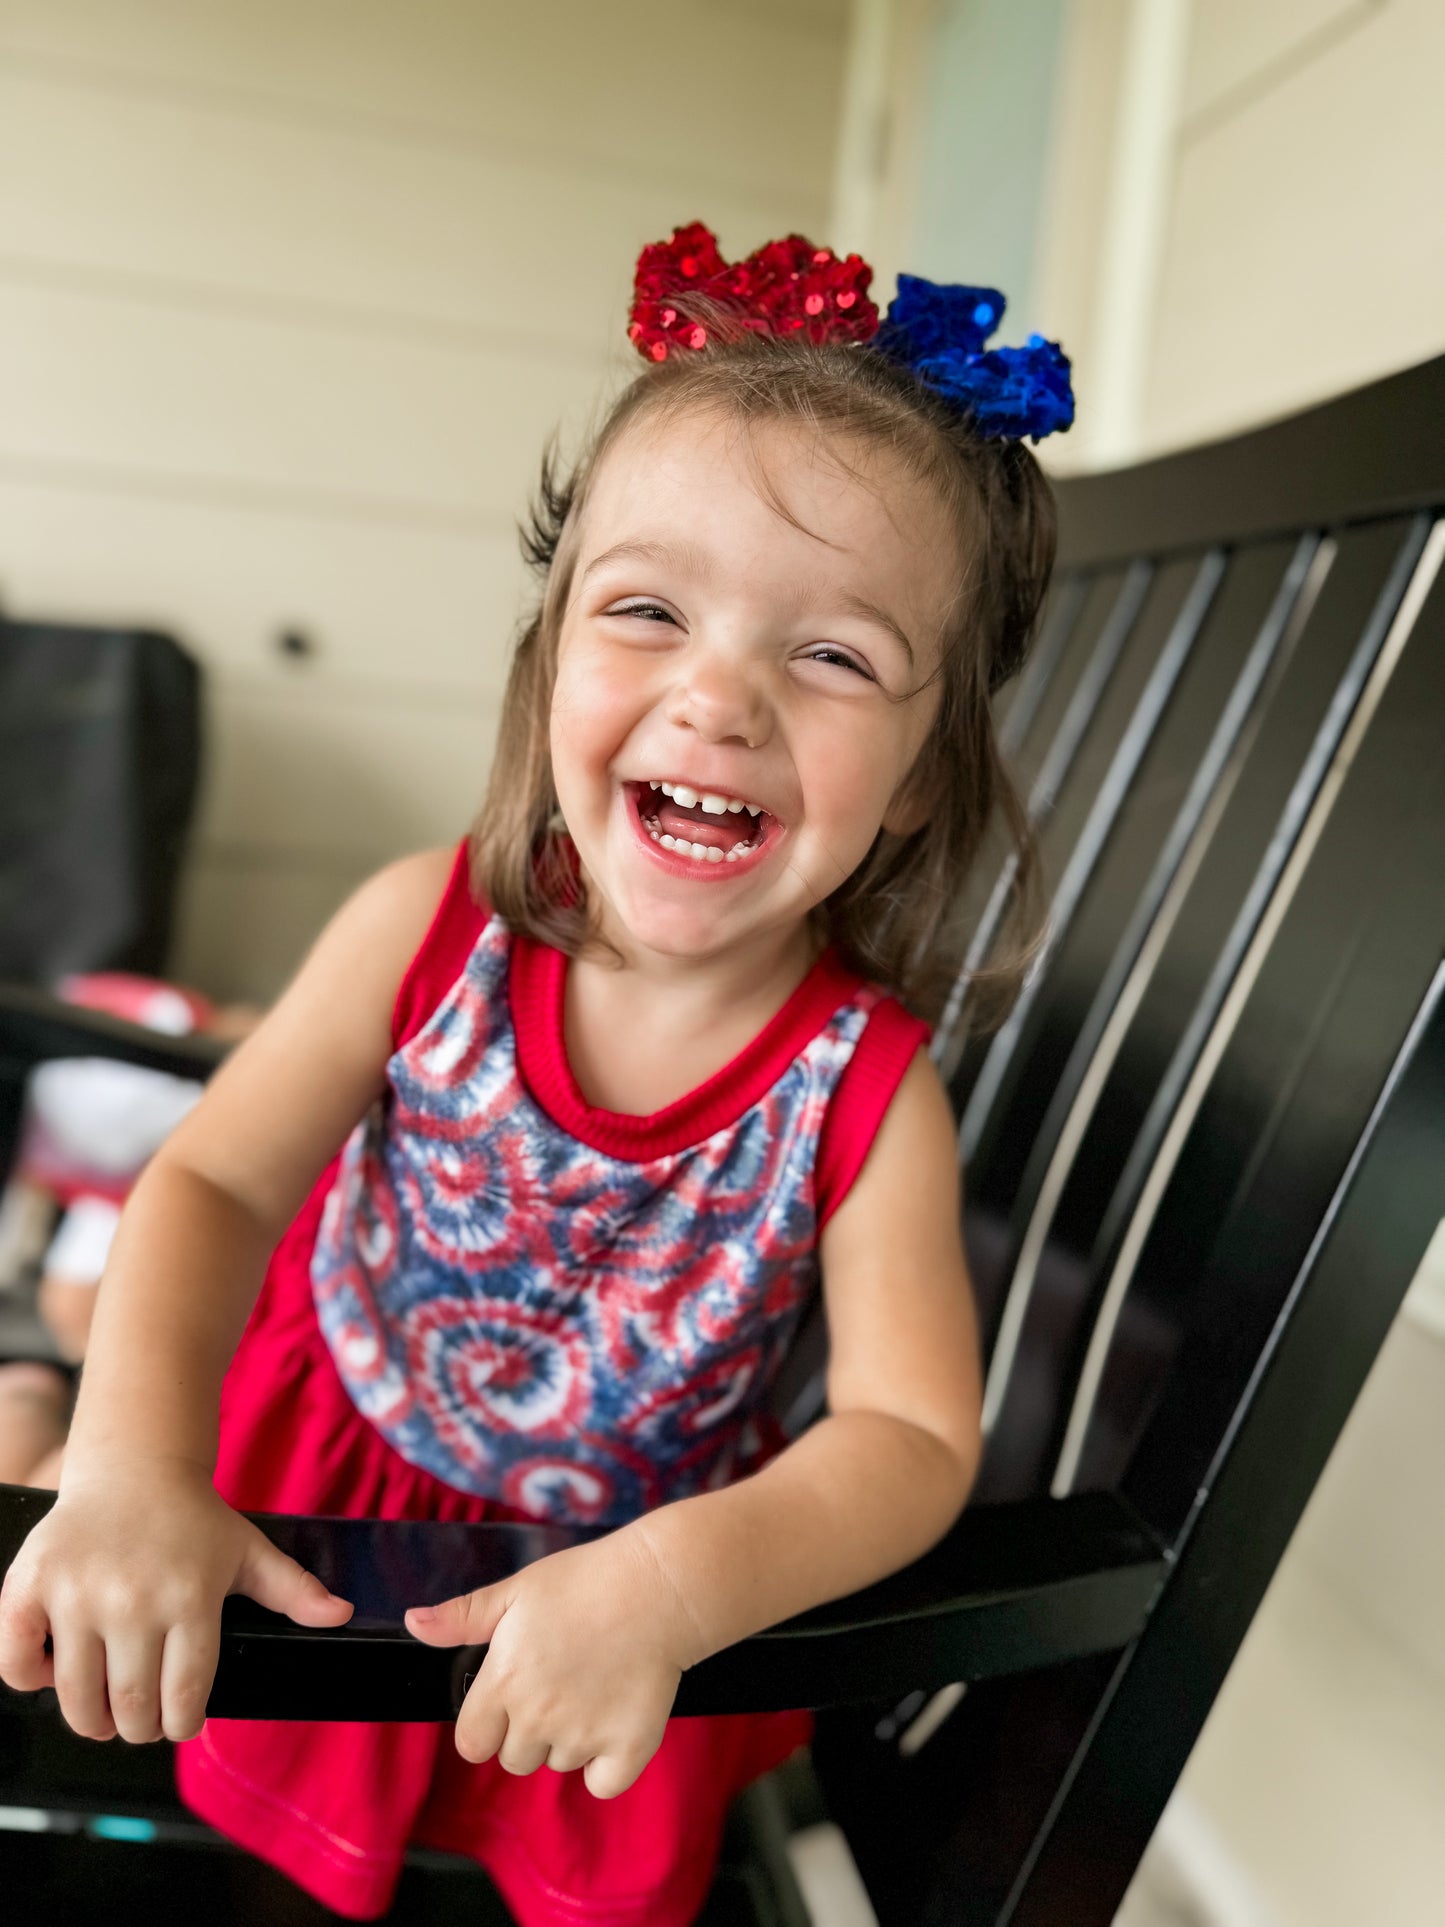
[629,221,879,362]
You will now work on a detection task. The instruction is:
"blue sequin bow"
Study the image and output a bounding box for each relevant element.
[872,275,1074,442]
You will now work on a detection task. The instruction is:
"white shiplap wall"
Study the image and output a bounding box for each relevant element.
[1143,0,1445,453]
[0,0,848,997]
[1033,0,1445,469]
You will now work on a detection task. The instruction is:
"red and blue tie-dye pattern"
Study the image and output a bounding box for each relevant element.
[310,915,883,1527]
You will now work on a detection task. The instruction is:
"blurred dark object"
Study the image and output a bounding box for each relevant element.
[0,622,201,983]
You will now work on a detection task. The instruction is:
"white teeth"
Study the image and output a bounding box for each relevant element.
[647,824,754,865]
[647,779,766,816]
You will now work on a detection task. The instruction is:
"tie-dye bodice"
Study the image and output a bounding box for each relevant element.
[310,913,885,1526]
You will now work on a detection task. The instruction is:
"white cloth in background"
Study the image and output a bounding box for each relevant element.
[42,1194,124,1287]
[26,1059,204,1182]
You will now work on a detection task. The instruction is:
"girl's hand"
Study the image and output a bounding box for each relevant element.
[404,1528,703,1799]
[0,1458,352,1743]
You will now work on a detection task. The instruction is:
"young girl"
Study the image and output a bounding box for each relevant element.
[0,223,1067,1925]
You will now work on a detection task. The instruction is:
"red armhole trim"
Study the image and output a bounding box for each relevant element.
[815,1000,934,1233]
[390,839,491,1051]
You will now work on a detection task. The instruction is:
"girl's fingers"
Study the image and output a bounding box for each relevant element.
[103,1628,167,1744]
[583,1749,648,1800]
[51,1625,117,1742]
[159,1617,221,1743]
[456,1695,508,1767]
[497,1728,551,1777]
[0,1578,56,1694]
[234,1530,353,1628]
[405,1579,510,1647]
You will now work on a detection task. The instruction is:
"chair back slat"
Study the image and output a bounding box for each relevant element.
[992,572,1087,757]
[977,531,1325,1439]
[934,565,1144,1059]
[973,513,1432,1504]
[946,966,1445,1927]
[974,512,1441,1503]
[951,546,1263,1349]
[958,549,1229,1171]
[1070,526,1445,1528]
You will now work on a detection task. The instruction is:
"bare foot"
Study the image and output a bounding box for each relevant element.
[0,1361,72,1486]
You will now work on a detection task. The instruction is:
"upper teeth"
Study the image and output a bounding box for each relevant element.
[649,780,762,817]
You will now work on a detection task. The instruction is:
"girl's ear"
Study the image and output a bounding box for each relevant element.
[881,760,939,838]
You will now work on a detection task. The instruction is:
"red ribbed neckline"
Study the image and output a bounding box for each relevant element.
[508,931,863,1160]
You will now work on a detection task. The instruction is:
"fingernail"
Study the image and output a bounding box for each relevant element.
[407,1606,438,1624]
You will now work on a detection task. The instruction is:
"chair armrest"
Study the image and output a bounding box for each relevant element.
[0,982,229,1082]
[0,1483,1167,1718]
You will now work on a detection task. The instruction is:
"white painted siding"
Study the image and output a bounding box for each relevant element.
[1035,0,1445,468]
[1145,0,1445,451]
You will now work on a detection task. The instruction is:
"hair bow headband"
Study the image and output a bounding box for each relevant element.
[628,221,1074,444]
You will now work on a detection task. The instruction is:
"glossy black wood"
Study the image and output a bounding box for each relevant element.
[1054,352,1445,565]
[1095,557,1445,1525]
[0,1484,1164,1720]
[957,968,1445,1927]
[975,516,1428,1501]
[961,548,1232,1173]
[936,562,1150,1095]
[814,668,1445,1924]
[811,361,1445,1922]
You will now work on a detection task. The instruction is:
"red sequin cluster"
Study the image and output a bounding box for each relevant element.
[629,221,879,362]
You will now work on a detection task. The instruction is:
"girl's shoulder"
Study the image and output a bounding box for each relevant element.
[144,846,471,1242]
[814,965,934,1234]
[389,838,493,1050]
[375,844,466,919]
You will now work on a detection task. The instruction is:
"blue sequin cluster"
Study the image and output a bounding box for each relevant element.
[873,274,1074,442]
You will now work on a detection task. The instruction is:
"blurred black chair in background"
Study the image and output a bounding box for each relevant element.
[0,621,201,1181]
[0,620,200,982]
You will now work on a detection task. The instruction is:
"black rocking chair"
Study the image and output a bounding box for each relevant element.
[2,354,1443,1925]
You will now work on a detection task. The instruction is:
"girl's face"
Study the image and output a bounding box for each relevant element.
[550,408,959,974]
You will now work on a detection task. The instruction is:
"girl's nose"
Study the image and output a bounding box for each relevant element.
[665,653,772,751]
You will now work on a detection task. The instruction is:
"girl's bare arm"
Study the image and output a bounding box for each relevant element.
[0,847,455,1743]
[628,1045,982,1659]
[65,847,456,1476]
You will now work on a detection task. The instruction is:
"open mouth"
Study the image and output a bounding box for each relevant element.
[625,780,777,870]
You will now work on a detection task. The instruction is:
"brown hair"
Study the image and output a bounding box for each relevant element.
[471,323,1053,1036]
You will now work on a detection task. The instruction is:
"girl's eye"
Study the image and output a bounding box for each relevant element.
[603,610,870,679]
[609,602,675,623]
[806,647,873,680]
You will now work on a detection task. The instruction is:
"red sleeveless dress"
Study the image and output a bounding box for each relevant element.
[175,842,930,1923]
